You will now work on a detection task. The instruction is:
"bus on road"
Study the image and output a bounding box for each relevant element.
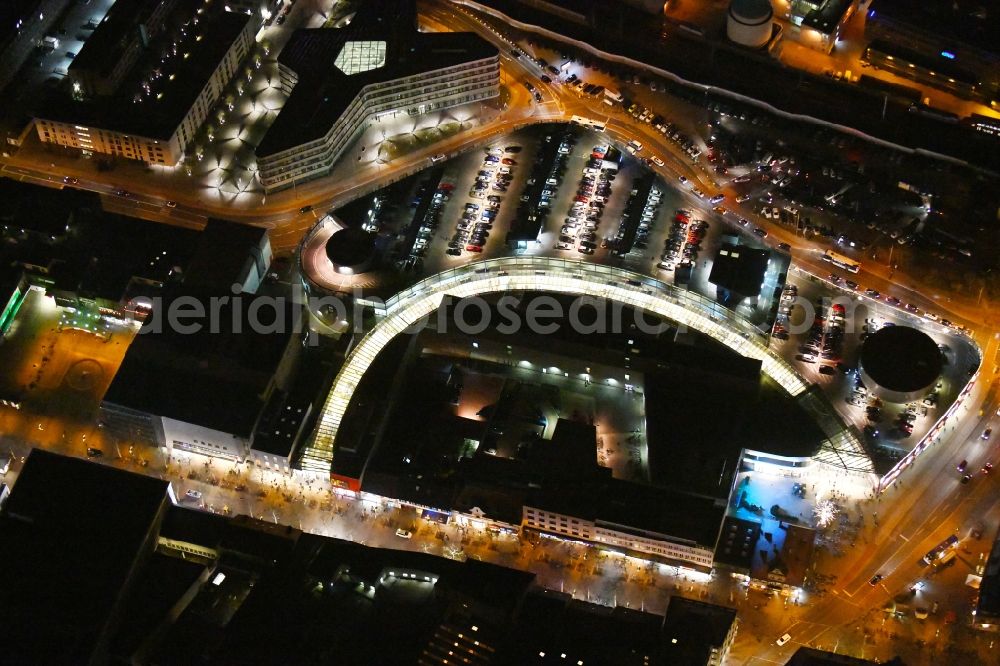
[821,250,861,273]
[922,534,959,565]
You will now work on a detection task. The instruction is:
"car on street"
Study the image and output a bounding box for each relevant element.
[504,145,522,153]
[752,227,767,237]
[777,242,790,251]
[395,529,413,539]
[709,194,725,204]
[651,155,664,167]
[446,248,462,256]
[185,489,203,500]
[86,447,103,458]
[885,296,901,306]
[115,189,131,197]
[776,634,792,647]
[961,474,972,484]
[868,573,883,586]
[957,459,968,473]
[62,176,79,185]
[981,462,993,474]
[465,244,483,252]
[982,428,993,441]
[299,205,313,214]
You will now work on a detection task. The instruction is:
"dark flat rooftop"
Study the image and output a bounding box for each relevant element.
[70,0,159,80]
[870,0,1000,55]
[0,178,201,302]
[104,291,296,437]
[867,39,979,85]
[257,0,496,157]
[38,1,251,140]
[500,589,663,665]
[0,0,42,51]
[0,449,169,663]
[709,243,770,299]
[182,218,268,293]
[645,346,761,499]
[661,597,738,664]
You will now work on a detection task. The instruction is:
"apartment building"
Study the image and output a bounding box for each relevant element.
[522,478,723,571]
[256,0,499,192]
[33,0,254,165]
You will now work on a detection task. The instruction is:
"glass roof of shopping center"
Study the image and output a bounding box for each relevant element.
[334,41,387,75]
[299,257,873,476]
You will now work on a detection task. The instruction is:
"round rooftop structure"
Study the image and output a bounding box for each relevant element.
[325,227,377,275]
[727,0,774,49]
[859,325,942,403]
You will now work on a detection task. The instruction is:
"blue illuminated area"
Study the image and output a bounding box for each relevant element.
[940,50,956,59]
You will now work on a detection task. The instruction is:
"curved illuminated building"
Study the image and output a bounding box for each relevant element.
[297,256,872,476]
[859,325,942,403]
[256,0,499,192]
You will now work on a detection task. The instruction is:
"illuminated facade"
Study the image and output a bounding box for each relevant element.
[257,49,498,191]
[33,5,255,165]
[300,257,871,476]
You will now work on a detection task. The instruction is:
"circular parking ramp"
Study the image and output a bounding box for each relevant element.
[325,227,377,275]
[860,325,942,403]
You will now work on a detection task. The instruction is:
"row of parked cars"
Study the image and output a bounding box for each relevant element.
[557,145,615,255]
[794,300,843,373]
[451,146,522,255]
[658,209,704,272]
[521,130,575,220]
[826,274,968,334]
[620,184,661,253]
[405,181,454,270]
[450,199,496,255]
[772,284,797,340]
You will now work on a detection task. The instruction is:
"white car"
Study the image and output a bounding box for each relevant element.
[776,634,792,647]
[185,490,203,500]
[395,529,413,539]
[651,156,664,167]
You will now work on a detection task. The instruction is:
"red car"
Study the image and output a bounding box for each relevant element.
[465,244,483,252]
[438,183,455,191]
[574,195,589,203]
[502,158,517,165]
